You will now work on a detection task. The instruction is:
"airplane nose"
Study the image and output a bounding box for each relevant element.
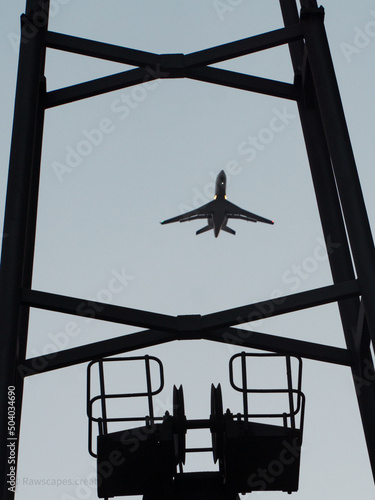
[219,170,226,182]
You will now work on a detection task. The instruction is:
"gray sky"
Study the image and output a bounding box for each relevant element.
[2,1,375,499]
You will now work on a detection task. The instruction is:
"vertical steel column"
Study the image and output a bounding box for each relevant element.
[280,0,375,480]
[279,0,361,352]
[298,98,375,479]
[0,1,49,498]
[300,3,375,344]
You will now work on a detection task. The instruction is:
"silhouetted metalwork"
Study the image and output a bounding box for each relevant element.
[1,0,375,498]
[88,354,304,499]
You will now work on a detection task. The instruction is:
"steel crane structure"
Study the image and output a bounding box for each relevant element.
[1,0,375,498]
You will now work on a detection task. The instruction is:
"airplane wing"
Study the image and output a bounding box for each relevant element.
[161,201,214,225]
[224,200,274,225]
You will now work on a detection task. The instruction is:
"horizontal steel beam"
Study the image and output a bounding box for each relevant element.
[185,24,304,67]
[45,67,152,108]
[44,24,303,107]
[200,280,360,330]
[22,288,178,331]
[19,323,352,376]
[22,281,360,336]
[185,66,298,100]
[46,66,298,108]
[207,327,353,366]
[46,31,159,67]
[46,24,304,70]
[19,328,176,376]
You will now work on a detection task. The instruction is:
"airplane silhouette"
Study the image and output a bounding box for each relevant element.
[161,170,274,237]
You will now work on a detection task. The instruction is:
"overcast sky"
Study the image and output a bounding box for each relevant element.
[2,1,375,499]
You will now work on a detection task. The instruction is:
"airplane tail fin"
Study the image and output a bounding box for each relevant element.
[222,225,236,235]
[196,225,213,235]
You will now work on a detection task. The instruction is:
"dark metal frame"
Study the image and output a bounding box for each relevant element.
[1,0,375,497]
[88,353,305,468]
[229,352,305,429]
[87,356,164,457]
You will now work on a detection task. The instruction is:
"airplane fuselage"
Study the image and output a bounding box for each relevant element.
[161,169,273,237]
[215,170,227,200]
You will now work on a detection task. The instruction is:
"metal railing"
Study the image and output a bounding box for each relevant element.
[87,355,164,457]
[229,352,305,432]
